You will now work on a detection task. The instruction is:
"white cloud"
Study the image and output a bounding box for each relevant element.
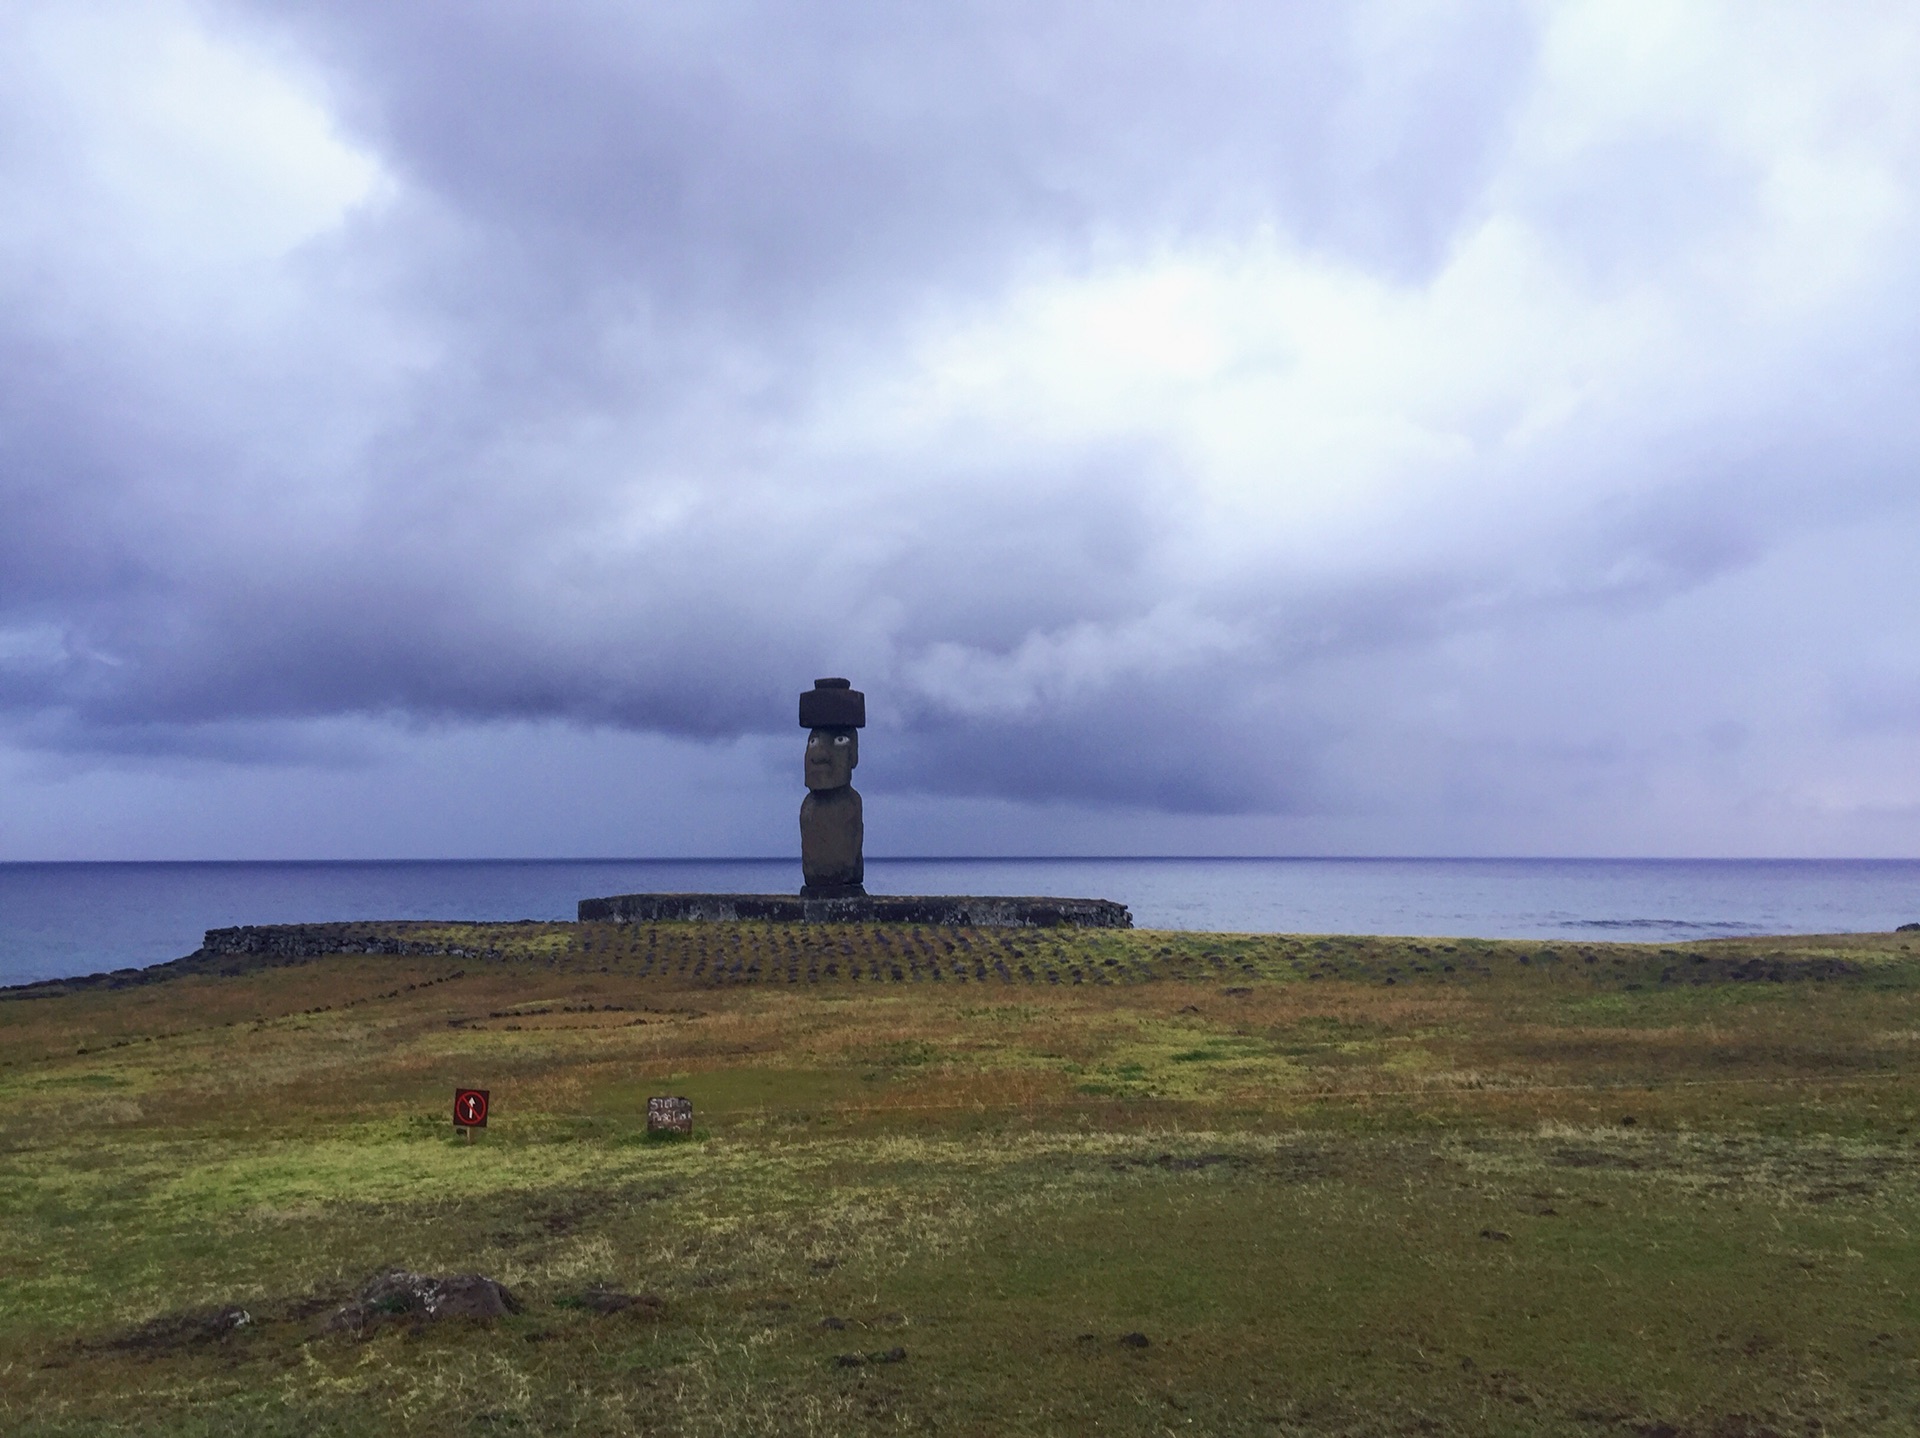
[0,0,386,305]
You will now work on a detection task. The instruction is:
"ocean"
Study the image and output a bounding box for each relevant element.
[1,857,1916,987]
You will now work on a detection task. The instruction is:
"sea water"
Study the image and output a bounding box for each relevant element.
[2,857,1917,987]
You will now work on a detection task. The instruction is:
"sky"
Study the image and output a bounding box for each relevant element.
[2,0,1919,861]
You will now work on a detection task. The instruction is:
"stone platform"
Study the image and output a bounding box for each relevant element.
[576,892,1132,929]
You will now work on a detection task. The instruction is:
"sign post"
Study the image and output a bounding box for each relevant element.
[453,1088,490,1140]
[647,1095,693,1137]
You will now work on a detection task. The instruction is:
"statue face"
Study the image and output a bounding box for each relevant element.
[804,726,858,790]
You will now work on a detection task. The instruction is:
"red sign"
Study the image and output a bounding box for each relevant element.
[453,1088,490,1128]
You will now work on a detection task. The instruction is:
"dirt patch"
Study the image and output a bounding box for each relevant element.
[1630,1417,1786,1438]
[93,1305,254,1358]
[1131,1151,1249,1173]
[487,1189,620,1244]
[835,1346,907,1368]
[1550,1146,1646,1171]
[1789,1151,1904,1204]
[1265,1146,1344,1182]
[1107,1147,1339,1181]
[557,1286,664,1317]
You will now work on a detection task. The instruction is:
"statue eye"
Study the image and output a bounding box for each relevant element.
[833,735,850,746]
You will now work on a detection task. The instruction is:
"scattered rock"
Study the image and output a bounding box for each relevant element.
[1621,1115,1638,1127]
[820,1316,850,1330]
[1479,1229,1512,1242]
[328,1271,519,1336]
[1119,1331,1150,1348]
[1222,987,1253,997]
[871,1345,907,1364]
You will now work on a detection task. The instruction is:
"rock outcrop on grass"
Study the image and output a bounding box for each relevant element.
[327,1271,519,1335]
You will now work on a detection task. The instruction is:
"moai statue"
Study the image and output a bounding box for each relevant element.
[799,677,865,897]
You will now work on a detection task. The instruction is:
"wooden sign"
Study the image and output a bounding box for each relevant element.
[453,1088,490,1129]
[647,1096,693,1135]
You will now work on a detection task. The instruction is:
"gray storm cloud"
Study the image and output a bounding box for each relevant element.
[3,0,1919,852]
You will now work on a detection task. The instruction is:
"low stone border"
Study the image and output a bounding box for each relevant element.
[575,893,1132,928]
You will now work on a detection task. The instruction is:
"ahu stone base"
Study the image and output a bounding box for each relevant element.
[576,893,1132,929]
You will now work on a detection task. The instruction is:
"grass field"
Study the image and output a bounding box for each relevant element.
[3,921,1919,1436]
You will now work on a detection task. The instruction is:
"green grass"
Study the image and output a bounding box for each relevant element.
[3,922,1919,1434]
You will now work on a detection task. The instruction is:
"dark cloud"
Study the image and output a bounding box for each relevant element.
[2,0,1919,850]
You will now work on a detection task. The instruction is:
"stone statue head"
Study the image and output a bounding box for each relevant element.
[805,726,858,790]
[800,678,864,792]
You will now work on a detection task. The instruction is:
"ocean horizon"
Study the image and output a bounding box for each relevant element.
[3,856,1917,988]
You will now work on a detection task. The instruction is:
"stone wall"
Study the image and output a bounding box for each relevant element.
[1,920,505,998]
[196,922,521,960]
[576,893,1132,928]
